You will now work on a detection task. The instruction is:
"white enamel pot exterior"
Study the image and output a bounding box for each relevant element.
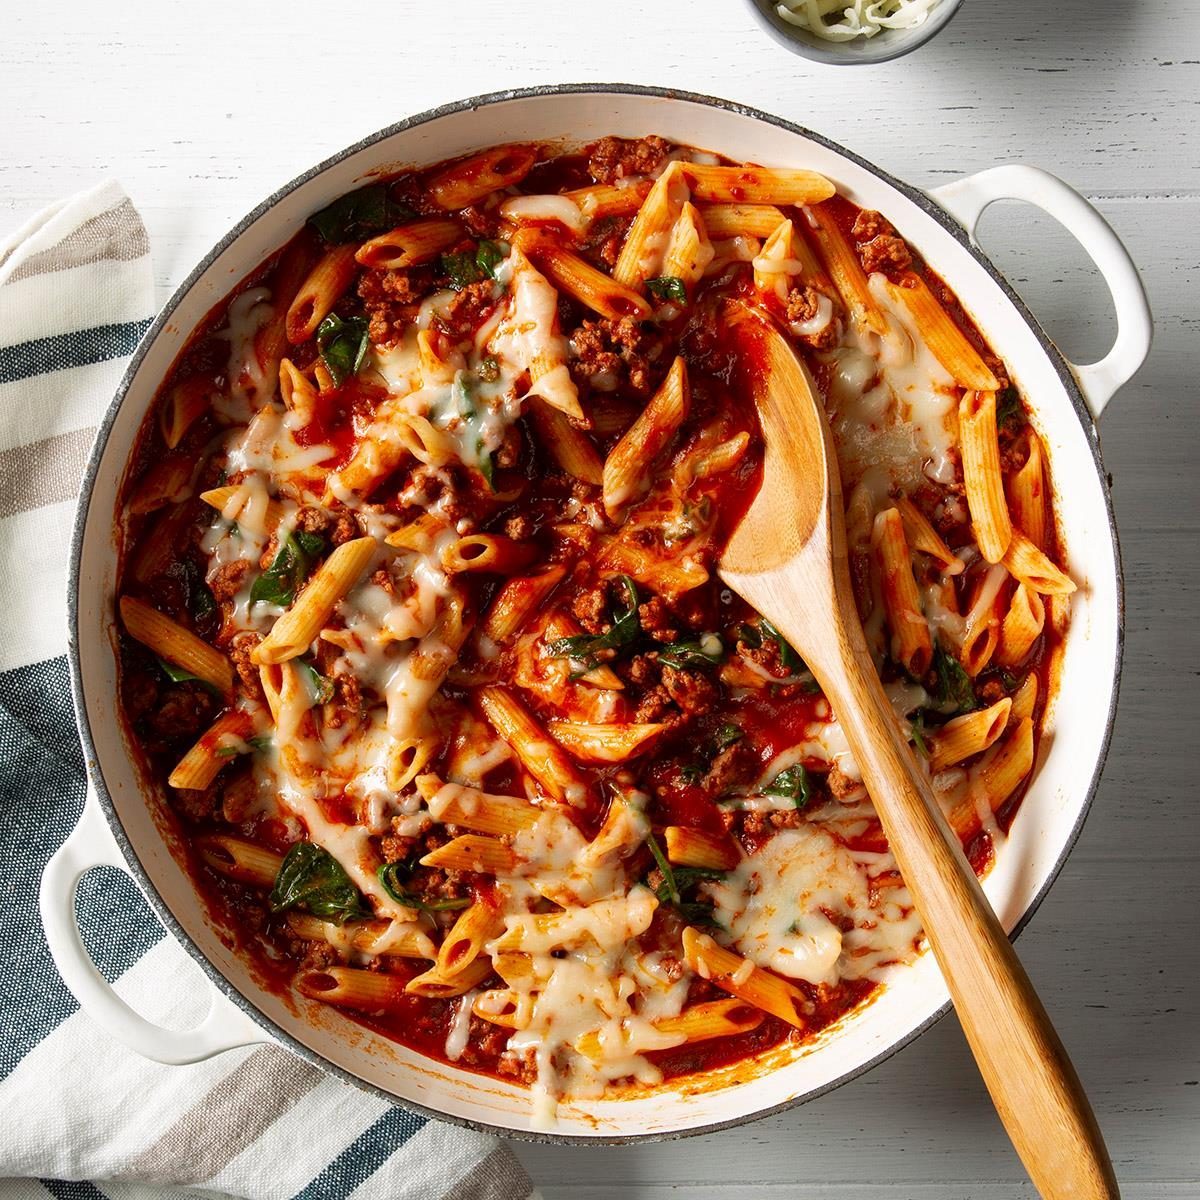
[42,86,1151,1142]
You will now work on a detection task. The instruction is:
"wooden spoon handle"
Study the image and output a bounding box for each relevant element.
[815,625,1119,1199]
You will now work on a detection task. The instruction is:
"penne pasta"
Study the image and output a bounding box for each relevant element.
[252,537,376,665]
[927,698,1013,771]
[996,583,1046,667]
[959,390,1014,564]
[664,826,740,872]
[355,218,464,269]
[286,244,358,344]
[526,397,604,486]
[428,144,539,210]
[681,927,807,1030]
[482,564,568,643]
[524,236,652,321]
[603,355,690,521]
[1010,671,1039,725]
[895,494,964,575]
[168,710,255,790]
[547,720,665,764]
[872,507,934,678]
[805,202,887,336]
[1007,429,1048,549]
[675,163,835,206]
[698,203,787,240]
[1001,529,1077,596]
[884,274,1000,391]
[563,181,652,220]
[296,966,408,1011]
[417,775,542,836]
[196,834,283,888]
[660,201,714,289]
[437,901,504,978]
[158,376,214,449]
[286,913,435,960]
[442,533,538,575]
[477,686,588,804]
[119,596,234,696]
[613,162,688,286]
[420,834,517,875]
[405,958,494,998]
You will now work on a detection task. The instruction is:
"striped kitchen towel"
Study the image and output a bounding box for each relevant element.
[0,182,536,1200]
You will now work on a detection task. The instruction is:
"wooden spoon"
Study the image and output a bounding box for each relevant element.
[718,305,1118,1200]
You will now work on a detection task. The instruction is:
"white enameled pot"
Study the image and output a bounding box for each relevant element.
[40,86,1151,1142]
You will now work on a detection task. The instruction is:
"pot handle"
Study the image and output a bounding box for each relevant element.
[929,165,1152,420]
[39,788,270,1064]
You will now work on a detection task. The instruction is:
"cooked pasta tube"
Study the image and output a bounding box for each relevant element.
[563,182,651,220]
[681,928,808,1030]
[664,826,740,872]
[896,494,964,575]
[996,583,1046,667]
[524,237,652,320]
[119,596,234,696]
[872,507,934,678]
[699,203,787,240]
[675,163,835,206]
[252,537,376,665]
[1009,671,1038,724]
[199,485,287,538]
[613,162,687,286]
[428,144,538,210]
[526,397,603,486]
[436,901,505,978]
[1007,429,1048,549]
[354,218,463,269]
[477,685,588,804]
[546,720,665,764]
[196,834,283,888]
[603,355,690,520]
[442,533,538,575]
[168,710,256,790]
[286,914,435,960]
[575,997,763,1061]
[296,966,409,1011]
[419,834,517,875]
[805,203,887,337]
[159,376,214,449]
[286,245,359,344]
[1001,530,1076,596]
[127,455,195,515]
[927,699,1013,771]
[416,776,542,836]
[660,201,714,289]
[959,390,1014,564]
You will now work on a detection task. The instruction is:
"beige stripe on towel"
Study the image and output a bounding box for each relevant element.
[0,425,96,519]
[4,199,150,284]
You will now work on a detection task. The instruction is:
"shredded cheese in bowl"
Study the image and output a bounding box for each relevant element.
[775,0,942,41]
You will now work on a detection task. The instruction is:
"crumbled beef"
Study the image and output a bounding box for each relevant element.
[504,513,536,541]
[457,1016,510,1066]
[333,671,362,718]
[704,740,759,796]
[571,581,610,634]
[785,286,820,324]
[660,665,717,715]
[666,588,713,633]
[258,534,279,571]
[826,767,861,799]
[495,425,522,470]
[171,783,218,823]
[144,682,217,743]
[976,677,1008,705]
[859,234,912,278]
[633,684,673,724]
[300,939,339,972]
[851,210,891,243]
[985,354,1011,393]
[437,280,499,341]
[380,833,417,864]
[579,215,632,269]
[637,597,678,643]
[569,317,657,396]
[740,808,803,836]
[738,635,789,679]
[209,560,249,603]
[370,567,397,596]
[460,205,499,238]
[624,654,660,687]
[358,267,430,346]
[121,663,160,722]
[399,465,469,525]
[587,135,669,184]
[295,506,332,534]
[229,632,264,697]
[496,1047,538,1083]
[331,512,360,545]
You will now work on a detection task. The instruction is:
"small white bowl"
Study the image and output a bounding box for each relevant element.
[744,0,965,64]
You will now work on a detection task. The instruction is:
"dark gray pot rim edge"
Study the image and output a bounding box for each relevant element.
[66,82,1126,1147]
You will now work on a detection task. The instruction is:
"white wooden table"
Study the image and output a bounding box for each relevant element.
[4,1,1197,1195]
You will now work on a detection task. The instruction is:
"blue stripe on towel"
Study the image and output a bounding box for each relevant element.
[0,656,162,1080]
[290,1108,428,1200]
[41,1180,109,1200]
[0,319,150,385]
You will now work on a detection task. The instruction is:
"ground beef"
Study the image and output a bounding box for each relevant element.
[171,783,218,823]
[859,234,912,278]
[622,653,660,688]
[229,632,264,697]
[632,684,673,724]
[661,665,717,715]
[380,833,417,864]
[496,1047,538,1083]
[504,513,536,541]
[437,280,499,341]
[370,566,397,596]
[704,741,759,796]
[299,939,339,972]
[143,682,217,744]
[740,808,803,836]
[985,354,1011,393]
[358,267,430,346]
[457,1016,510,1066]
[976,677,1008,705]
[571,581,610,634]
[738,635,789,679]
[785,285,840,350]
[495,426,522,470]
[121,663,161,722]
[331,512,360,545]
[460,205,499,238]
[569,317,657,396]
[826,767,861,799]
[208,560,249,603]
[851,210,890,243]
[332,671,362,723]
[637,597,678,643]
[295,506,332,534]
[587,135,669,184]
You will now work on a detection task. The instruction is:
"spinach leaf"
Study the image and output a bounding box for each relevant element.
[477,446,496,489]
[645,275,687,304]
[646,830,679,905]
[933,643,977,714]
[308,183,415,245]
[713,723,743,752]
[215,734,273,760]
[658,635,724,672]
[646,833,726,928]
[155,657,219,694]
[995,388,1023,430]
[909,711,930,759]
[269,842,368,923]
[546,575,640,670]
[759,618,803,672]
[440,240,509,292]
[674,899,723,929]
[168,558,218,626]
[763,764,811,809]
[377,863,471,912]
[295,658,335,706]
[316,313,370,387]
[251,531,325,606]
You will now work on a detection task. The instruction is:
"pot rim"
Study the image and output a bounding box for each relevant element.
[66,82,1125,1145]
